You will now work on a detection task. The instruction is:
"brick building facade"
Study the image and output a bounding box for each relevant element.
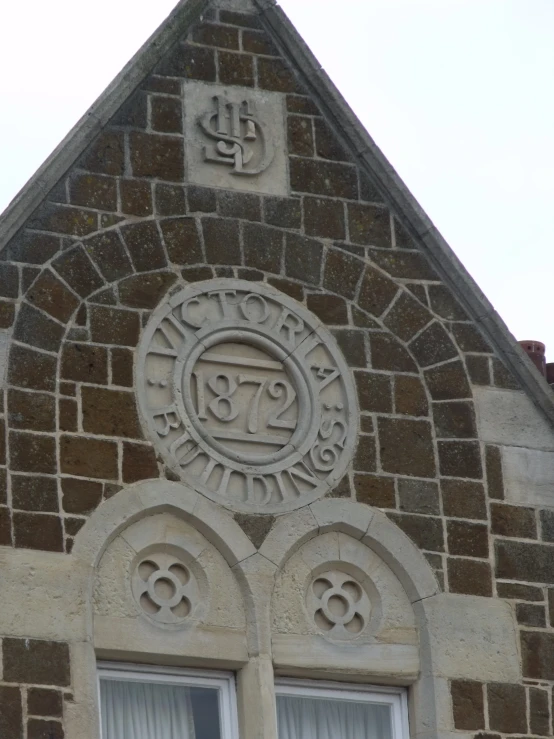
[1,1,554,737]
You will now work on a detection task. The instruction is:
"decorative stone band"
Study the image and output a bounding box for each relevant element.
[137,279,358,513]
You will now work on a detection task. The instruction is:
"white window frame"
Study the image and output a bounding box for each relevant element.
[97,661,239,739]
[275,678,409,739]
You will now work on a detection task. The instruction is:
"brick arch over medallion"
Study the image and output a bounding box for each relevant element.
[5,209,485,583]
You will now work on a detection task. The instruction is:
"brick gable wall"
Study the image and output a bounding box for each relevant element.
[0,5,552,737]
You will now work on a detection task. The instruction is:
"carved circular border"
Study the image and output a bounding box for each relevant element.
[137,279,359,514]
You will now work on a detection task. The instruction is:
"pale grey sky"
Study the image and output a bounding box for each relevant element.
[1,0,553,355]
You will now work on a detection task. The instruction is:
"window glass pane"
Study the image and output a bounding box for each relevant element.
[100,678,222,739]
[276,694,393,739]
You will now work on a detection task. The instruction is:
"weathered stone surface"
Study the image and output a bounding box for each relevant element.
[394,375,429,416]
[8,345,57,392]
[424,360,471,400]
[8,389,56,432]
[3,638,70,686]
[306,293,348,325]
[243,223,282,273]
[502,446,554,507]
[203,218,241,264]
[355,372,392,413]
[447,521,488,558]
[433,402,477,439]
[379,417,436,478]
[90,306,141,346]
[438,441,482,479]
[354,474,395,508]
[119,272,177,309]
[447,558,492,597]
[348,203,391,246]
[60,436,118,479]
[156,184,187,215]
[487,683,526,734]
[529,687,550,736]
[130,132,184,181]
[26,270,79,323]
[27,688,63,718]
[516,602,546,627]
[384,292,431,342]
[82,387,141,439]
[410,322,458,368]
[290,159,358,199]
[490,502,536,538]
[13,512,63,552]
[61,478,103,515]
[466,355,491,386]
[496,539,554,583]
[398,479,440,515]
[441,480,487,520]
[451,680,484,730]
[324,249,364,300]
[370,334,417,373]
[285,233,323,284]
[12,475,58,513]
[61,343,108,384]
[287,116,314,158]
[122,441,159,484]
[522,630,554,679]
[0,686,22,739]
[388,512,444,552]
[10,432,56,474]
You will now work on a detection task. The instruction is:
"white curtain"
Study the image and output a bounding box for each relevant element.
[100,679,197,739]
[277,695,393,739]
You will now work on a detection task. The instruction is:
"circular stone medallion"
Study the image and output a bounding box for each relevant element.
[137,280,358,513]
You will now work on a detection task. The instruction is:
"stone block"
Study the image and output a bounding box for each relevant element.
[447,558,492,597]
[85,231,133,282]
[447,521,488,559]
[398,479,440,515]
[52,246,104,298]
[441,480,487,520]
[12,474,58,513]
[378,417,436,478]
[287,116,314,158]
[502,446,554,507]
[60,435,118,479]
[348,203,390,247]
[438,440,482,479]
[314,119,351,162]
[13,302,65,353]
[490,502,536,538]
[487,683,527,733]
[258,56,302,94]
[450,680,484,730]
[89,306,140,347]
[26,270,80,323]
[388,513,444,552]
[130,132,184,181]
[290,159,358,200]
[0,686,22,739]
[354,474,396,508]
[8,389,56,432]
[424,360,471,400]
[433,401,477,439]
[304,197,345,239]
[323,249,364,300]
[61,343,108,384]
[3,638,70,686]
[157,184,187,215]
[394,375,428,416]
[27,688,63,718]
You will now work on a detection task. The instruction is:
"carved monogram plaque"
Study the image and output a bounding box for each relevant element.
[183,80,288,196]
[138,280,358,514]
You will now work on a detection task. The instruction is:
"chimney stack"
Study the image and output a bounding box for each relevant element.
[519,340,547,377]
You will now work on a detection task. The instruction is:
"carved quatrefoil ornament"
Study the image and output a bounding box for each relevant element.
[307,570,371,640]
[138,280,358,513]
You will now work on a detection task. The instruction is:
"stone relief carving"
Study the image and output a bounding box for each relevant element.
[183,81,288,196]
[137,280,358,513]
[307,570,371,640]
[131,547,200,626]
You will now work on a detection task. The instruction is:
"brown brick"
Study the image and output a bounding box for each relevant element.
[122,441,159,483]
[27,718,64,739]
[290,158,357,199]
[286,95,319,115]
[58,398,77,433]
[0,420,5,466]
[492,357,520,389]
[193,22,239,49]
[219,50,254,86]
[287,116,314,157]
[264,197,301,229]
[13,302,65,353]
[242,223,282,273]
[8,389,55,432]
[119,272,177,310]
[85,231,133,282]
[398,478,440,515]
[355,372,392,413]
[379,417,436,478]
[540,509,554,542]
[82,387,142,438]
[160,217,202,265]
[13,512,63,551]
[156,43,216,81]
[516,602,546,627]
[491,503,536,538]
[61,343,108,384]
[409,322,458,368]
[65,517,85,537]
[0,505,12,545]
[522,631,554,679]
[27,203,98,237]
[451,323,489,353]
[111,347,134,387]
[267,277,303,301]
[389,511,444,552]
[0,468,6,505]
[219,9,261,28]
[202,218,241,264]
[111,90,147,128]
[323,249,364,300]
[354,474,395,508]
[394,375,428,416]
[314,119,350,162]
[242,28,279,56]
[432,401,477,439]
[28,687,63,718]
[333,329,366,367]
[120,179,153,216]
[61,478,102,515]
[383,292,432,342]
[25,270,78,324]
[447,520,488,558]
[354,435,376,472]
[486,445,504,499]
[183,266,214,282]
[157,184,187,215]
[22,266,41,291]
[448,558,492,596]
[60,435,118,479]
[530,687,550,736]
[130,132,184,181]
[0,300,15,328]
[368,247,438,281]
[498,582,544,600]
[370,333,417,373]
[496,539,554,583]
[80,131,124,175]
[285,233,323,284]
[8,344,57,392]
[10,431,56,474]
[90,306,141,346]
[52,245,104,298]
[441,479,487,520]
[70,173,117,211]
[487,683,527,734]
[218,191,261,221]
[424,360,471,400]
[258,56,302,93]
[438,440,482,479]
[357,266,398,318]
[307,294,348,325]
[428,284,468,320]
[3,638,70,686]
[304,197,345,239]
[450,680,484,730]
[348,203,390,246]
[0,263,18,298]
[121,221,167,271]
[466,355,491,386]
[0,685,23,739]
